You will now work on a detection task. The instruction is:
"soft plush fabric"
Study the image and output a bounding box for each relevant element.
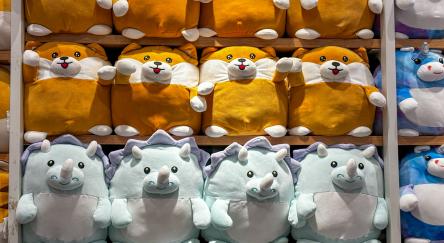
[112,0,200,41]
[112,44,201,137]
[288,46,386,137]
[23,42,114,143]
[196,46,292,137]
[0,67,9,153]
[17,135,111,243]
[399,146,444,241]
[199,0,287,39]
[107,130,210,243]
[291,143,387,242]
[0,0,10,50]
[395,0,444,39]
[286,0,381,39]
[202,137,299,243]
[25,0,112,36]
[0,161,7,225]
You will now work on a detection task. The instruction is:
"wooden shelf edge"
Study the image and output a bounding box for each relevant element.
[0,51,10,64]
[26,34,382,49]
[0,153,8,162]
[397,39,444,49]
[399,136,444,146]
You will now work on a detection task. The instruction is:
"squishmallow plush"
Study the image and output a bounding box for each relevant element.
[288,46,386,137]
[108,130,211,243]
[23,42,115,143]
[286,0,382,39]
[400,146,444,242]
[291,143,388,243]
[111,43,201,137]
[395,0,444,39]
[0,67,9,152]
[202,137,298,243]
[0,160,7,236]
[112,0,203,41]
[198,0,288,40]
[25,0,112,36]
[16,135,112,243]
[0,0,10,50]
[194,46,294,137]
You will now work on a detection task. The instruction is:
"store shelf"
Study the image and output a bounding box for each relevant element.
[0,153,8,162]
[25,34,382,50]
[397,39,444,48]
[399,136,444,146]
[0,51,10,64]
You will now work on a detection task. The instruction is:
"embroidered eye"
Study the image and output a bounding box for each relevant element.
[227,54,233,60]
[47,160,55,167]
[74,51,81,57]
[358,163,364,170]
[343,56,349,62]
[78,162,85,169]
[166,57,172,63]
[250,53,256,59]
[330,161,338,168]
[247,171,254,178]
[144,167,151,174]
[413,58,422,65]
[424,155,432,161]
[51,52,58,59]
[272,171,278,177]
[171,166,178,173]
[144,55,150,61]
[320,56,327,62]
[439,58,444,64]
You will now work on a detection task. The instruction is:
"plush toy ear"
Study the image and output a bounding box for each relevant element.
[87,43,107,57]
[121,43,142,54]
[293,48,310,58]
[201,47,219,60]
[261,47,276,58]
[177,43,197,60]
[414,145,431,154]
[354,47,369,64]
[25,41,42,51]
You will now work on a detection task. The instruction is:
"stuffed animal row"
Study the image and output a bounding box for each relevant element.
[22,42,386,142]
[24,0,382,40]
[17,131,387,243]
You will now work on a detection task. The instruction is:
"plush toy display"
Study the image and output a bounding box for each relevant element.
[291,143,388,242]
[23,42,115,143]
[0,67,9,153]
[198,0,288,40]
[202,137,298,243]
[400,146,444,242]
[194,46,294,137]
[395,0,444,39]
[0,0,10,50]
[108,130,211,243]
[286,0,382,39]
[112,0,202,41]
[16,135,111,243]
[288,46,386,137]
[25,0,112,36]
[111,44,201,137]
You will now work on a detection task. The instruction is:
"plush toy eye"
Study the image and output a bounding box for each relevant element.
[144,167,151,174]
[358,163,364,170]
[47,160,55,167]
[330,161,338,168]
[74,51,81,57]
[144,55,150,61]
[439,58,444,64]
[413,58,422,65]
[166,57,172,63]
[272,171,278,177]
[247,171,254,178]
[343,56,349,62]
[250,53,256,59]
[320,56,327,62]
[424,155,432,161]
[227,54,233,60]
[78,162,85,169]
[171,166,178,173]
[51,52,58,59]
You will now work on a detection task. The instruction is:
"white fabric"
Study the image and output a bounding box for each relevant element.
[118,59,199,87]
[396,0,444,29]
[411,184,444,225]
[302,62,375,86]
[226,201,289,243]
[199,58,277,84]
[37,57,109,81]
[0,11,11,51]
[309,192,377,240]
[405,87,444,127]
[117,198,194,243]
[0,118,7,153]
[30,193,98,241]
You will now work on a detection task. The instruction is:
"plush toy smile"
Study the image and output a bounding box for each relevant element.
[58,61,71,69]
[151,67,163,74]
[329,67,343,75]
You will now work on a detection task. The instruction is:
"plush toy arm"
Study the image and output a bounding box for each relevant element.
[396,0,415,10]
[115,59,137,84]
[93,197,112,229]
[113,0,129,17]
[210,199,233,230]
[400,185,419,212]
[16,193,37,224]
[191,198,211,229]
[300,0,318,10]
[272,57,294,83]
[287,199,299,227]
[398,88,418,114]
[23,50,40,83]
[97,65,116,86]
[287,57,304,88]
[96,0,113,9]
[111,198,132,229]
[190,86,208,113]
[197,82,215,96]
[397,87,414,102]
[273,0,290,10]
[373,197,389,230]
[296,193,316,220]
[368,0,383,14]
[365,86,386,107]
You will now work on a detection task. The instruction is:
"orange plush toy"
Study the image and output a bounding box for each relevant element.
[0,67,8,153]
[111,44,201,137]
[23,42,115,143]
[199,0,289,40]
[0,160,7,241]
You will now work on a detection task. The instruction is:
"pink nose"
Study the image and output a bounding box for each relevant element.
[428,66,432,71]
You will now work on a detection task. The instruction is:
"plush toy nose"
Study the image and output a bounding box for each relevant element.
[157,166,170,186]
[154,61,162,66]
[60,159,74,183]
[238,58,246,63]
[332,61,340,67]
[60,56,68,61]
[346,159,358,178]
[260,173,274,192]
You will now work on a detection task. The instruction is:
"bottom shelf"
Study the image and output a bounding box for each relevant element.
[399,136,444,145]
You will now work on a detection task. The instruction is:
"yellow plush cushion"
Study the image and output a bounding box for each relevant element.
[0,67,9,120]
[25,0,112,33]
[199,0,286,37]
[113,0,200,38]
[0,0,10,11]
[287,0,375,38]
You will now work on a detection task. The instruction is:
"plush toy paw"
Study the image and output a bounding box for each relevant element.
[211,213,233,230]
[273,0,290,9]
[87,25,112,36]
[288,212,299,227]
[369,92,387,107]
[289,58,302,72]
[89,125,113,136]
[190,96,207,112]
[24,131,47,143]
[395,32,410,39]
[96,0,113,9]
[399,98,418,113]
[404,238,431,243]
[396,0,415,10]
[289,126,311,136]
[368,0,383,14]
[199,28,217,37]
[98,66,117,80]
[198,82,215,95]
[114,125,140,137]
[300,0,318,10]
[398,129,420,137]
[348,126,372,137]
[193,210,211,230]
[264,125,287,137]
[93,210,111,229]
[112,213,132,229]
[169,126,194,137]
[122,28,145,39]
[23,50,40,67]
[295,28,320,40]
[276,58,294,73]
[199,0,213,2]
[113,0,129,17]
[205,126,228,137]
[400,194,419,212]
[116,60,137,76]
[16,202,37,224]
[297,200,316,218]
[27,24,52,36]
[182,28,200,42]
[255,29,279,40]
[356,29,375,39]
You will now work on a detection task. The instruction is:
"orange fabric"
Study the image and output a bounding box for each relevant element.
[0,170,7,222]
[0,0,10,11]
[199,0,286,37]
[0,67,9,120]
[113,0,200,37]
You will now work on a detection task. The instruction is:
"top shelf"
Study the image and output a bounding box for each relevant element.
[397,39,444,49]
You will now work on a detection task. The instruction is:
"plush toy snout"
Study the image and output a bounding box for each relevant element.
[320,60,349,80]
[331,159,364,191]
[427,157,444,178]
[46,158,85,191]
[246,173,279,200]
[143,165,180,195]
[417,61,444,82]
[141,61,173,83]
[50,56,82,77]
[227,58,257,79]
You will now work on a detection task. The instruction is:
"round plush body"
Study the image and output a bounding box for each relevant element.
[108,130,210,243]
[0,0,10,50]
[291,143,387,243]
[17,135,111,243]
[202,137,298,243]
[0,67,9,152]
[399,146,444,241]
[25,0,112,35]
[112,44,201,137]
[395,0,444,39]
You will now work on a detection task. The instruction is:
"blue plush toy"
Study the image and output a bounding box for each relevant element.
[16,135,111,243]
[291,143,388,243]
[202,137,299,243]
[108,130,211,243]
[400,145,444,242]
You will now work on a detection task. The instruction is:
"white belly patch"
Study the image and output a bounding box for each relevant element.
[404,88,444,127]
[411,184,444,225]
